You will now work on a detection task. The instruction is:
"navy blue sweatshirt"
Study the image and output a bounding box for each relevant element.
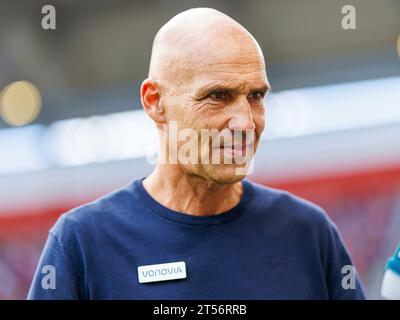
[27,178,365,299]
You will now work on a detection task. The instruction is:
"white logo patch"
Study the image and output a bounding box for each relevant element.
[138,261,187,283]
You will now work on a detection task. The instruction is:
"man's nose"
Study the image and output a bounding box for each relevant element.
[227,98,256,131]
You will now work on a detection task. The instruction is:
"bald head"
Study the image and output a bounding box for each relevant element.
[148,8,265,83]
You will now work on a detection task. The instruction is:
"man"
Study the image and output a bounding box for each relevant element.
[28,8,365,299]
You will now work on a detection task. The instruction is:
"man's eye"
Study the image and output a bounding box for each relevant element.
[248,92,265,100]
[209,91,229,100]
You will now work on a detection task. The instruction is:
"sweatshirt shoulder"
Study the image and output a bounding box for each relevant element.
[50,180,137,240]
[246,179,334,229]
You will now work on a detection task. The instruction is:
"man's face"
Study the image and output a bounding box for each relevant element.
[162,47,269,184]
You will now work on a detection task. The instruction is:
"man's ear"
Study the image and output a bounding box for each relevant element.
[140,79,166,123]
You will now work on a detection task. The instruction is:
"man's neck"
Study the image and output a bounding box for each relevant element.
[142,166,243,216]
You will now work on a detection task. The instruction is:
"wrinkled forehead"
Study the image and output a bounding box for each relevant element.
[195,50,265,75]
[187,27,265,69]
[181,50,268,93]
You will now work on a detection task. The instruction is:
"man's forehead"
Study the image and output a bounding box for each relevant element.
[191,53,267,86]
[186,51,265,80]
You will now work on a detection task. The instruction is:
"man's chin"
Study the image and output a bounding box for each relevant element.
[205,164,249,184]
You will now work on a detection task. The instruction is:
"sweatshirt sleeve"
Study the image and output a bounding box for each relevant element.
[27,212,87,300]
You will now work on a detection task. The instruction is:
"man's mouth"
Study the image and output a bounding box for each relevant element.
[216,143,254,158]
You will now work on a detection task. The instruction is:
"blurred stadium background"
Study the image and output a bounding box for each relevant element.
[0,0,400,299]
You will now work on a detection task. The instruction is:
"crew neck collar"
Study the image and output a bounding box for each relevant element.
[132,177,254,226]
